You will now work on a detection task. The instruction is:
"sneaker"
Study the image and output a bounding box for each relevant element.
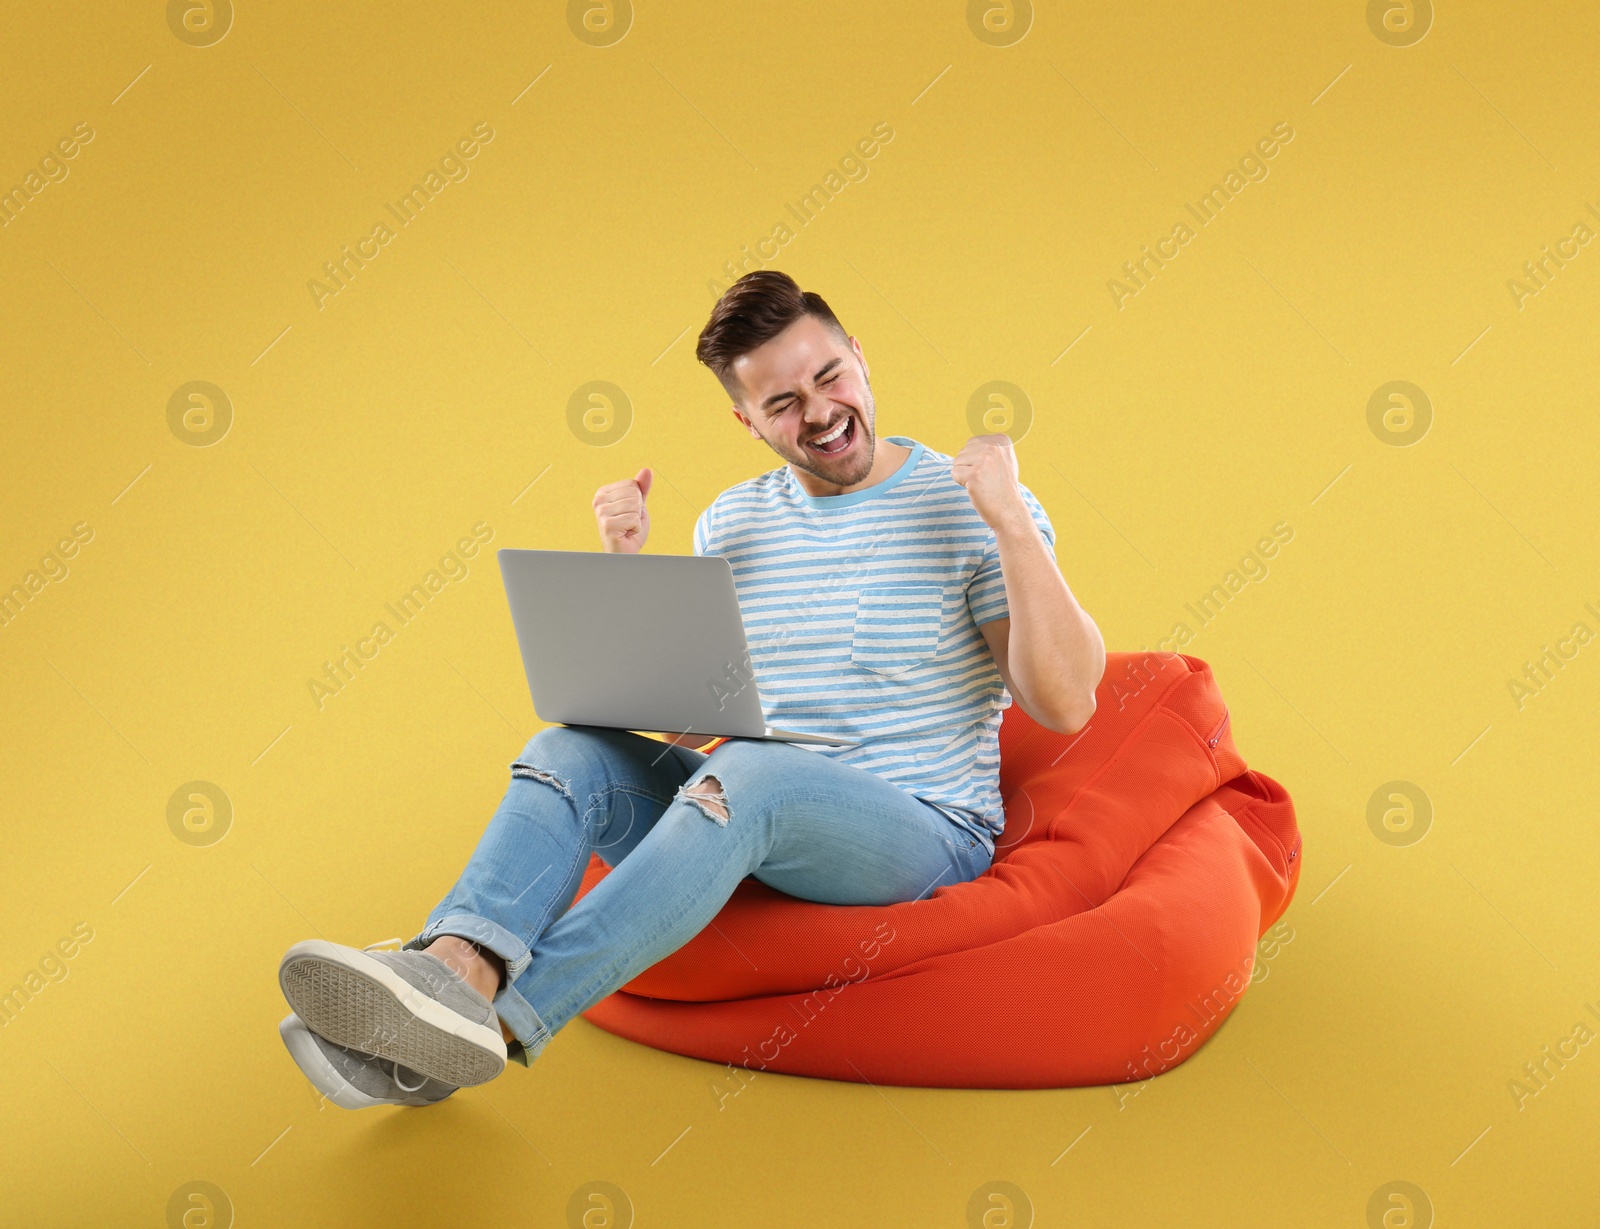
[278,1012,457,1109]
[278,938,506,1087]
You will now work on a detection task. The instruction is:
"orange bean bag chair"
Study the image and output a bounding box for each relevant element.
[572,651,1301,1089]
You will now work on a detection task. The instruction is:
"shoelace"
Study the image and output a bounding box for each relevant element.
[389,1062,430,1094]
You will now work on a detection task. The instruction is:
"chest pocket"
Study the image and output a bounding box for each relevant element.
[850,583,945,677]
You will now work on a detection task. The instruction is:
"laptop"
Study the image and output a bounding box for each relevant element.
[497,549,858,747]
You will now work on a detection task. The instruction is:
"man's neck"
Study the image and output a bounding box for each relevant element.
[789,437,912,499]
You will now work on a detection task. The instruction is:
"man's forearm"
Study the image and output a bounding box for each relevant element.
[994,514,1105,730]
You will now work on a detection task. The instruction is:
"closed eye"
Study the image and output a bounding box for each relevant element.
[765,369,844,415]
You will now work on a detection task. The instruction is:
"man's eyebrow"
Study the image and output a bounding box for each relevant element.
[761,357,845,411]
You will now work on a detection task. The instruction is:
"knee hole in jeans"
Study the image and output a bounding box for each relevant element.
[676,774,730,825]
[510,761,575,802]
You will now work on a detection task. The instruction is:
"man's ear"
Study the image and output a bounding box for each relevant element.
[731,405,761,439]
[850,335,869,379]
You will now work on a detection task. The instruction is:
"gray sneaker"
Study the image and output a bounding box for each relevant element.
[278,1013,457,1109]
[278,939,506,1087]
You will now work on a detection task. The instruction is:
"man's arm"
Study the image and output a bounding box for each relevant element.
[955,436,1105,734]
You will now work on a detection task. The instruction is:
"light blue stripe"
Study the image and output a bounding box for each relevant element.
[693,439,1055,840]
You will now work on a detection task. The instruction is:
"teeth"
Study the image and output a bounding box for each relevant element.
[809,417,849,447]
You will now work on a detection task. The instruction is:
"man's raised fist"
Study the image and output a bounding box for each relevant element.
[593,467,653,553]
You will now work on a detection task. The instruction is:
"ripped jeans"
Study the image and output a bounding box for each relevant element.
[402,724,993,1062]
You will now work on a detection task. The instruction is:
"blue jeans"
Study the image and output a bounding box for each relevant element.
[402,725,993,1060]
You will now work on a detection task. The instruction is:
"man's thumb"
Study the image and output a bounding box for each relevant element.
[635,467,654,501]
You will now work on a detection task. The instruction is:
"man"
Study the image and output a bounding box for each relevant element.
[275,270,1105,1107]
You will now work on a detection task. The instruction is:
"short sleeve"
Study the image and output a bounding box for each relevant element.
[966,485,1056,626]
[693,506,713,557]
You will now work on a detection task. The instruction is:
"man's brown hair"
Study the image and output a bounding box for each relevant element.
[696,270,850,401]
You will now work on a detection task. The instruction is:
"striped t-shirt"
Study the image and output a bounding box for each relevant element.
[692,435,1056,851]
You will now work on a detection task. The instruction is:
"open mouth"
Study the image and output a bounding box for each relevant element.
[804,414,856,457]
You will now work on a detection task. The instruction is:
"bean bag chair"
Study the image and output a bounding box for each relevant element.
[572,651,1301,1089]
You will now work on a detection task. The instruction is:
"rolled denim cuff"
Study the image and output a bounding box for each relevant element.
[403,912,554,1059]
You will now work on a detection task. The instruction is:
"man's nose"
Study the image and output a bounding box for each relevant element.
[801,392,833,422]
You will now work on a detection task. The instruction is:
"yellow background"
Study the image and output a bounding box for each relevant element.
[3,1,1597,1225]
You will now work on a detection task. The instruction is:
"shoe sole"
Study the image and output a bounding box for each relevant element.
[278,941,506,1088]
[278,1014,433,1110]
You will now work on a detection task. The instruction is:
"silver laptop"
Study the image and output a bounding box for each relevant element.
[497,549,857,747]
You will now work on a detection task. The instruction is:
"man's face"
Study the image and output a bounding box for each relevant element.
[728,314,877,488]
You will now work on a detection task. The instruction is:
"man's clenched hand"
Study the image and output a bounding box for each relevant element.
[594,467,653,553]
[951,434,1030,535]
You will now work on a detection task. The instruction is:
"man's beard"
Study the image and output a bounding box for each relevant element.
[779,381,877,488]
